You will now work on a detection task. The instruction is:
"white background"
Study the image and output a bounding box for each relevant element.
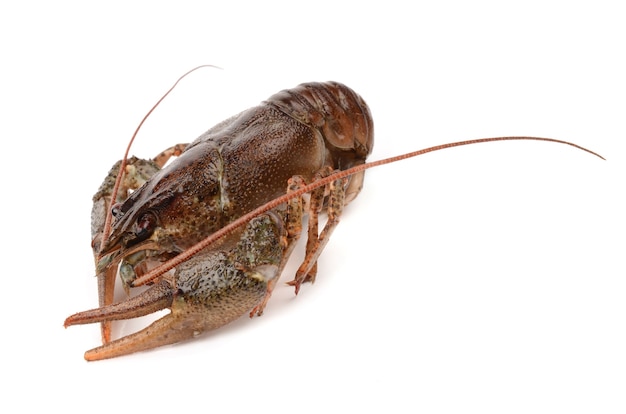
[2,1,624,412]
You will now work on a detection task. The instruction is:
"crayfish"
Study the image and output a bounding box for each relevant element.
[64,67,604,361]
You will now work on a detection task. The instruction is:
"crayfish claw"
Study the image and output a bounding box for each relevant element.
[64,279,174,328]
[83,310,199,361]
[70,213,287,360]
[83,276,269,360]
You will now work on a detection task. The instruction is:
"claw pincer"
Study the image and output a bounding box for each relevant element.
[66,213,285,360]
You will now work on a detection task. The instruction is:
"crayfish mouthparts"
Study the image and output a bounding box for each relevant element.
[95,253,115,274]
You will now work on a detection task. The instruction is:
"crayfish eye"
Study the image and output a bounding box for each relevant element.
[111,203,123,217]
[134,212,157,242]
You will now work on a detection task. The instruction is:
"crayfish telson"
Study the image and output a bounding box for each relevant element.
[65,68,604,361]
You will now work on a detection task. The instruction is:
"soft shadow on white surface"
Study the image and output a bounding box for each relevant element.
[2,1,624,413]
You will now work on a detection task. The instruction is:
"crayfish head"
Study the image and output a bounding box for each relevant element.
[101,143,228,260]
[96,203,174,276]
[94,180,182,295]
[99,187,172,257]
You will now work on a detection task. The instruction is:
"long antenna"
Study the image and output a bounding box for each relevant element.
[98,65,221,252]
[130,136,604,287]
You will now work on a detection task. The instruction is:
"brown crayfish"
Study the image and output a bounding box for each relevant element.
[64,67,604,360]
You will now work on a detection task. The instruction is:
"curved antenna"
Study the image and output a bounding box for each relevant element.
[130,136,604,287]
[98,65,221,253]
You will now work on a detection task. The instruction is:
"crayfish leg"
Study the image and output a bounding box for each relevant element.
[250,176,307,317]
[151,143,188,168]
[288,173,348,293]
[298,168,333,289]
